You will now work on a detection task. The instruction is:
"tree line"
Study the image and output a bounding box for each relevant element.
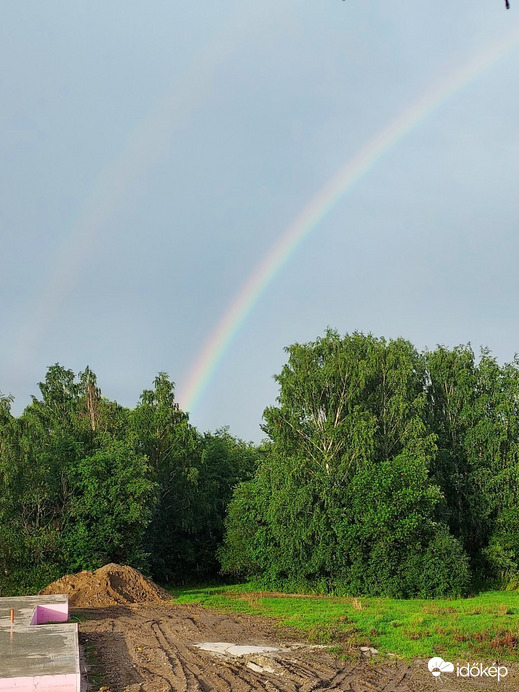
[1,330,518,597]
[0,367,258,595]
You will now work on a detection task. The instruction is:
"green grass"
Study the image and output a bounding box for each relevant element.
[68,612,88,623]
[83,640,109,691]
[169,584,519,661]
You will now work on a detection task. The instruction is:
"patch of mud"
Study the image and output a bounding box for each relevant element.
[76,602,519,691]
[40,563,172,607]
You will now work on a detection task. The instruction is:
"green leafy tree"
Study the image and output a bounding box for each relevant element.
[222,330,468,596]
[426,347,519,582]
[0,387,64,594]
[193,429,259,576]
[425,346,479,553]
[336,452,469,597]
[132,374,204,582]
[133,375,259,582]
[0,365,146,591]
[63,439,156,570]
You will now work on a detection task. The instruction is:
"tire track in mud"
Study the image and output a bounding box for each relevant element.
[153,609,300,690]
[153,617,269,691]
[378,666,413,692]
[150,620,194,690]
[153,620,220,691]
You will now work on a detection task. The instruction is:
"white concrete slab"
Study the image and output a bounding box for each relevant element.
[195,642,279,657]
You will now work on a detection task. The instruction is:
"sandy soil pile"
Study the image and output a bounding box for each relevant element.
[40,563,172,608]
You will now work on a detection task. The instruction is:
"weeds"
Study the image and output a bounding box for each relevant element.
[352,598,363,611]
[82,637,111,691]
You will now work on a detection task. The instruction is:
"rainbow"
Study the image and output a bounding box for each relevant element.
[8,2,274,380]
[178,26,519,414]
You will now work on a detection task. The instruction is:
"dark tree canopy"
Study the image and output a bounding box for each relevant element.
[0,367,258,595]
[221,330,519,596]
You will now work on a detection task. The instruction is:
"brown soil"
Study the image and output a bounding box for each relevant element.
[77,602,518,691]
[40,563,171,608]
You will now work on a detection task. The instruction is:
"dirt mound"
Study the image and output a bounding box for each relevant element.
[40,563,172,608]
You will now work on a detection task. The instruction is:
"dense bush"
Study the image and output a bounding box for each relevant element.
[221,331,519,596]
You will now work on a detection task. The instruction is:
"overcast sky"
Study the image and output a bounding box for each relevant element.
[2,1,518,442]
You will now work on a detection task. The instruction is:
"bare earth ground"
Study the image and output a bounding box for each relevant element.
[77,602,518,692]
